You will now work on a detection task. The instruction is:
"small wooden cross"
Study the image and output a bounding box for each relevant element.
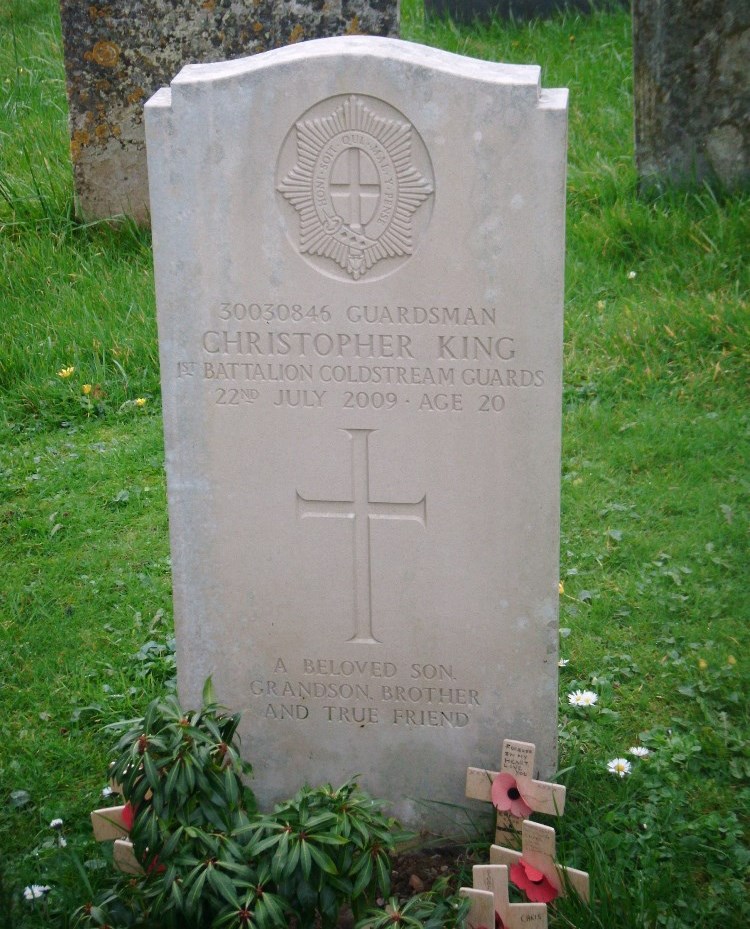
[472,864,548,928]
[459,887,496,929]
[491,820,589,904]
[90,779,143,876]
[466,739,566,843]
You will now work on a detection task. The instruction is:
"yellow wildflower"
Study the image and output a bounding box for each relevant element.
[57,366,75,378]
[698,658,708,671]
[134,397,147,408]
[82,384,92,395]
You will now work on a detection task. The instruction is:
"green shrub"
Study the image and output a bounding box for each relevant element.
[74,684,463,929]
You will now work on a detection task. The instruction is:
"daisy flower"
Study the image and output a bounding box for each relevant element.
[49,818,63,830]
[568,689,598,707]
[607,758,632,778]
[558,658,569,667]
[628,746,650,758]
[23,885,51,901]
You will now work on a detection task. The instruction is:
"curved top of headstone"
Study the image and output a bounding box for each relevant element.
[160,36,543,96]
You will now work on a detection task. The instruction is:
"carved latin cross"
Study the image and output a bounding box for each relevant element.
[297,428,426,643]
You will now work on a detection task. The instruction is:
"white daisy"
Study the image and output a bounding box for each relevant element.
[49,818,63,830]
[568,689,598,707]
[607,758,632,777]
[558,658,570,667]
[627,270,637,279]
[23,885,51,901]
[628,746,650,758]
[57,836,67,848]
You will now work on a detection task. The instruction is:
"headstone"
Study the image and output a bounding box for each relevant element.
[58,0,398,223]
[466,738,566,842]
[633,0,750,192]
[491,821,589,903]
[146,36,568,832]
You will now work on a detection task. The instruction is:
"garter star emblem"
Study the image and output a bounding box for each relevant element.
[277,95,434,281]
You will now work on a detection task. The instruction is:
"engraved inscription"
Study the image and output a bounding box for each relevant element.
[278,96,434,281]
[252,657,481,729]
[296,429,426,644]
[176,298,549,415]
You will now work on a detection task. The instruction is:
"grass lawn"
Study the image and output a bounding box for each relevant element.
[1,1,748,927]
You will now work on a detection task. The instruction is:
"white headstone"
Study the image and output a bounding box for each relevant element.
[146,36,568,832]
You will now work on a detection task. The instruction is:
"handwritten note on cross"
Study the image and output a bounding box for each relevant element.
[466,739,566,843]
[468,864,548,928]
[491,820,589,904]
[297,428,426,643]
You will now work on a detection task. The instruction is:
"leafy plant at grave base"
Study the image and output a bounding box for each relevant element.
[74,683,420,929]
[245,778,403,929]
[354,880,471,929]
[75,679,264,929]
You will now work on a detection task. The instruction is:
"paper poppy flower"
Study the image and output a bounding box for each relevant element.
[491,772,533,818]
[121,801,135,831]
[510,858,559,904]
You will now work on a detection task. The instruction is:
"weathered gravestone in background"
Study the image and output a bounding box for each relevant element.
[58,0,398,223]
[146,37,568,832]
[633,0,750,192]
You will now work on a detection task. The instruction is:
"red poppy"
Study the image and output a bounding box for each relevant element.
[510,859,559,904]
[491,772,533,819]
[121,802,135,831]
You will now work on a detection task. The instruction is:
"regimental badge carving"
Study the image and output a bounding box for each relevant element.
[277,95,434,281]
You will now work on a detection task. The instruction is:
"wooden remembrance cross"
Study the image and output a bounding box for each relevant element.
[462,864,548,928]
[491,820,589,904]
[90,781,143,876]
[297,428,426,644]
[466,739,566,842]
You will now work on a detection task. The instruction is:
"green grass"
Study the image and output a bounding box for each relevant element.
[1,1,749,927]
